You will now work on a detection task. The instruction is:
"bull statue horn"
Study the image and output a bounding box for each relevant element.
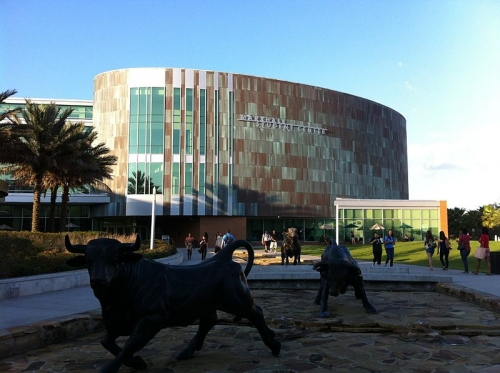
[64,235,87,254]
[119,235,142,252]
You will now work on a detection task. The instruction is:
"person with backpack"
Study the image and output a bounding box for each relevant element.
[437,231,450,270]
[424,230,436,271]
[222,230,235,248]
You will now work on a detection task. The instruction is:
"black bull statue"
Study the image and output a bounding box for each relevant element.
[313,241,377,317]
[281,227,301,265]
[65,235,280,373]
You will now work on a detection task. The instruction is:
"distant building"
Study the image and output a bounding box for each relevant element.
[0,68,447,240]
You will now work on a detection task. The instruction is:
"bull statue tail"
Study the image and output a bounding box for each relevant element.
[216,240,254,277]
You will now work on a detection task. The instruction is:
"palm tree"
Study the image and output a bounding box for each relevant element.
[0,89,20,158]
[55,128,117,232]
[1,101,87,231]
[0,89,19,120]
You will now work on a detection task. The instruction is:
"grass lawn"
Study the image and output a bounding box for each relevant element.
[301,240,500,271]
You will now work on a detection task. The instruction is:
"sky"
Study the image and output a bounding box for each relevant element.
[2,0,499,210]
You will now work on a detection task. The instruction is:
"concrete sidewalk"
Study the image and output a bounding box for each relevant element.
[1,247,499,330]
[1,247,499,359]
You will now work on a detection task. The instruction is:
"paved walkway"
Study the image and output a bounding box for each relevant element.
[1,248,500,372]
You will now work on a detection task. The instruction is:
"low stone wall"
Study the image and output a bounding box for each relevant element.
[0,311,104,359]
[0,253,184,300]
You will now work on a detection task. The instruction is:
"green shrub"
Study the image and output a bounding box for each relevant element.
[0,232,177,279]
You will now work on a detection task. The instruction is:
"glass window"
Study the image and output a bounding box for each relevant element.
[127,163,137,194]
[85,106,93,119]
[383,209,394,218]
[129,87,164,155]
[173,88,181,155]
[422,210,431,219]
[69,206,82,217]
[199,89,206,155]
[185,163,193,194]
[185,88,193,155]
[172,163,180,195]
[150,162,163,194]
[199,163,205,195]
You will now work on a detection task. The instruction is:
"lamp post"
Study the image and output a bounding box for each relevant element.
[150,189,156,250]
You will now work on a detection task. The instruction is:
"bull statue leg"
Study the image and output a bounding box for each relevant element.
[99,314,164,373]
[177,310,218,360]
[354,282,377,314]
[221,290,281,357]
[293,244,301,265]
[313,273,331,317]
[281,244,289,265]
[100,331,147,370]
[242,304,281,356]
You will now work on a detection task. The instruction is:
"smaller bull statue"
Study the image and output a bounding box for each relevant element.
[313,239,377,317]
[281,227,301,265]
[65,235,280,373]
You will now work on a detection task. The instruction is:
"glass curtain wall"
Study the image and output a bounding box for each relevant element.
[128,87,165,195]
[199,88,206,195]
[246,208,439,243]
[172,87,181,195]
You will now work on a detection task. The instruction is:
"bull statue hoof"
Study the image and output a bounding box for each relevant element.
[313,239,377,316]
[124,356,147,369]
[65,236,280,372]
[270,339,281,356]
[319,311,330,318]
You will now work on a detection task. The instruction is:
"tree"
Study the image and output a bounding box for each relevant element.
[447,207,483,239]
[482,205,500,230]
[1,101,87,231]
[54,128,117,232]
[0,89,20,157]
[0,89,19,120]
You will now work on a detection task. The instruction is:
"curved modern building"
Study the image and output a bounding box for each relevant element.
[90,68,410,241]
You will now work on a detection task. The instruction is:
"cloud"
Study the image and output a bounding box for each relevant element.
[398,62,404,68]
[423,163,459,171]
[404,81,414,91]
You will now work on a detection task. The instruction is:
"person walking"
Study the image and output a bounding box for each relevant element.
[222,230,235,248]
[185,233,195,260]
[369,232,383,267]
[457,228,471,273]
[214,231,223,253]
[270,229,278,253]
[472,227,491,275]
[350,231,356,245]
[384,229,396,267]
[199,234,208,260]
[424,230,436,271]
[437,230,450,270]
[261,230,272,252]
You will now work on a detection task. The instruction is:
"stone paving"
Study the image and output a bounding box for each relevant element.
[2,288,500,372]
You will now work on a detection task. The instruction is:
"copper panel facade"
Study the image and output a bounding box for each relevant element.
[93,68,408,219]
